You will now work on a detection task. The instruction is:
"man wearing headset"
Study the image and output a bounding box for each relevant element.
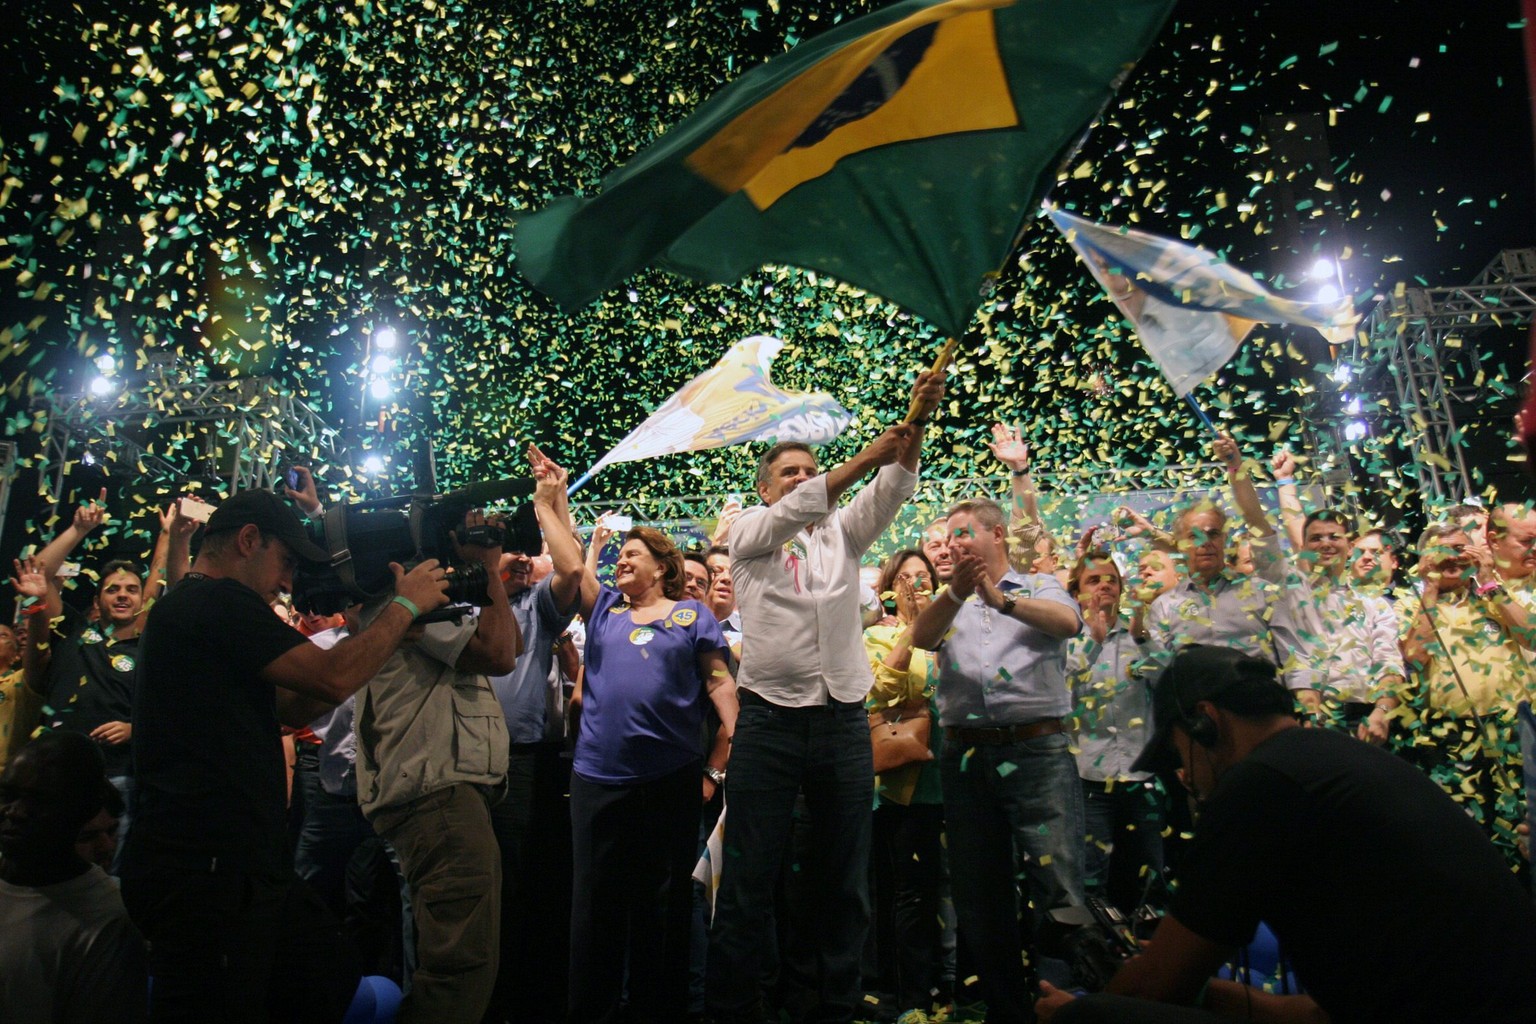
[1037,644,1535,1024]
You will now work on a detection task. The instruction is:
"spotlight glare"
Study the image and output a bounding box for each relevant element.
[371,354,396,374]
[370,379,394,400]
[1343,420,1368,442]
[1317,283,1341,304]
[362,455,386,475]
[89,376,115,396]
[94,354,116,373]
[375,326,398,350]
[1310,258,1335,280]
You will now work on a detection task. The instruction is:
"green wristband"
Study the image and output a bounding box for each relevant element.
[392,595,421,619]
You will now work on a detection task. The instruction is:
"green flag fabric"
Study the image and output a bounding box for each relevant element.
[513,0,1175,338]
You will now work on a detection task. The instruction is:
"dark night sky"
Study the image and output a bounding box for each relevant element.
[0,0,1532,567]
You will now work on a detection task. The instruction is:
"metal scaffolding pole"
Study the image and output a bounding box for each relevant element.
[35,354,343,514]
[1347,248,1536,509]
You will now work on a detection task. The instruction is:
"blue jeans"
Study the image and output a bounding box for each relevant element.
[706,692,873,1024]
[940,733,1085,1024]
[108,774,133,875]
[292,758,377,916]
[1081,778,1166,912]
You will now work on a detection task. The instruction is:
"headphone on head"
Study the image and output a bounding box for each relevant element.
[1173,670,1223,749]
[1166,646,1290,750]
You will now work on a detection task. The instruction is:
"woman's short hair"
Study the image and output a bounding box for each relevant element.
[876,548,938,601]
[625,526,687,601]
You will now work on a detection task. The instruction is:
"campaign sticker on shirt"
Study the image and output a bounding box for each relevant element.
[81,627,104,645]
[629,626,657,647]
[111,653,136,674]
[670,608,697,627]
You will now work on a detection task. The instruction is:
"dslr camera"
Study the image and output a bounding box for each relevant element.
[292,481,540,617]
[1043,895,1161,992]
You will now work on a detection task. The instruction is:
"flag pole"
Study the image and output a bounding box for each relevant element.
[566,468,596,498]
[903,338,959,424]
[1184,392,1219,435]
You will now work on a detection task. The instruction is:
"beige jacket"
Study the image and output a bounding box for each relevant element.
[354,614,510,817]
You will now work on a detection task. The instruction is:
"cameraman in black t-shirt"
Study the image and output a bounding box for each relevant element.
[1037,645,1536,1024]
[118,489,454,1024]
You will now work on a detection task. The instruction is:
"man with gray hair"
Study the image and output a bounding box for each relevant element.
[910,496,1084,1024]
[706,370,945,1024]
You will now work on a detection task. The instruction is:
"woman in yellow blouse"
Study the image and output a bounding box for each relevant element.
[864,549,948,1024]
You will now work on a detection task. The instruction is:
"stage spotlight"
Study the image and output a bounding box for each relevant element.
[89,376,115,397]
[371,354,396,374]
[1344,397,1362,414]
[1343,420,1368,442]
[370,379,394,401]
[375,326,398,350]
[1330,363,1352,384]
[1310,258,1335,281]
[1317,283,1341,304]
[361,454,386,476]
[94,354,116,373]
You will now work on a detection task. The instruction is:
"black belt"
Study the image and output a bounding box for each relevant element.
[944,719,1064,745]
[738,688,863,712]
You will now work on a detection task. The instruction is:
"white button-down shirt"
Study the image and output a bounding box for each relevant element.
[1294,574,1405,702]
[1068,623,1153,782]
[731,463,917,705]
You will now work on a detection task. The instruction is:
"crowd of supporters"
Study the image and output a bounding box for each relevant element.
[2,390,1534,1023]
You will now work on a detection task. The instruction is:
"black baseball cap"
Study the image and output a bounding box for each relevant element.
[1130,645,1293,775]
[203,490,331,566]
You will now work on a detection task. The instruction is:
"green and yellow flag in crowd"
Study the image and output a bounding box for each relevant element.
[514,0,1176,338]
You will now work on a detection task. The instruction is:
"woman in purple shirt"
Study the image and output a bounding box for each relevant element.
[569,525,739,1024]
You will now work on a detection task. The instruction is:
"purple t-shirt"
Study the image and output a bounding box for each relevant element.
[574,587,725,784]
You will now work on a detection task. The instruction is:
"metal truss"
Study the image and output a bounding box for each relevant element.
[1350,249,1536,506]
[35,354,342,512]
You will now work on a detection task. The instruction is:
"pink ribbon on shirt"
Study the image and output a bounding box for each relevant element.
[784,551,802,593]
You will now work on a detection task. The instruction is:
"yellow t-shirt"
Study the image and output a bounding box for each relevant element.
[1407,595,1531,716]
[0,668,42,771]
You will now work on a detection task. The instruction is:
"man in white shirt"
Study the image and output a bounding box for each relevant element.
[706,371,944,1024]
[1292,511,1405,743]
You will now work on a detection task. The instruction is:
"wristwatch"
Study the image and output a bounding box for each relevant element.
[1000,593,1017,616]
[704,766,727,785]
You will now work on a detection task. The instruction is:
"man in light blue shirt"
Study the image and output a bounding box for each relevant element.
[911,498,1084,1024]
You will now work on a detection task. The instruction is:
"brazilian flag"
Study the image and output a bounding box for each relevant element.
[513,0,1175,338]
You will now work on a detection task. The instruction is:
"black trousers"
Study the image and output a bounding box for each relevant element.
[569,761,701,1024]
[1056,994,1227,1023]
[123,867,361,1024]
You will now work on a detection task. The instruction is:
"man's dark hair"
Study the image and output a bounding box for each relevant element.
[704,544,731,563]
[1416,520,1465,554]
[1447,502,1488,526]
[1302,509,1354,539]
[98,560,143,585]
[683,551,710,573]
[2,732,111,833]
[1066,548,1120,597]
[1357,526,1396,551]
[756,441,815,492]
